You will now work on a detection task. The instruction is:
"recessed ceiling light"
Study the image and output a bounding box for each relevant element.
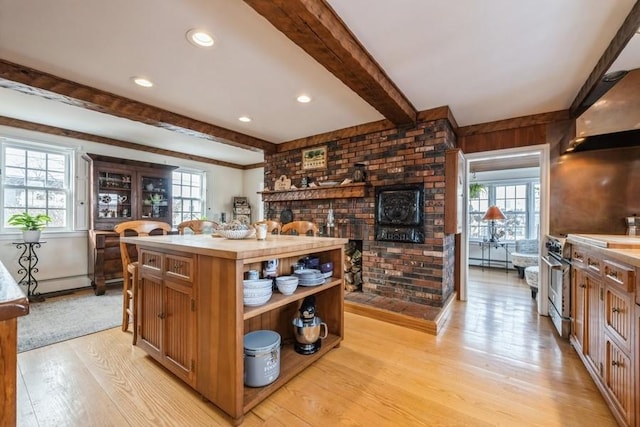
[131,76,153,88]
[186,29,214,47]
[238,116,252,123]
[297,94,312,103]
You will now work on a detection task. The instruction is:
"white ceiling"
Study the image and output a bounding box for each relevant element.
[0,0,638,167]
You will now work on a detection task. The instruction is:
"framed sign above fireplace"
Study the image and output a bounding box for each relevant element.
[374,184,425,243]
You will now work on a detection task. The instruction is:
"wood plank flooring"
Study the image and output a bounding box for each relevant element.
[16,267,616,426]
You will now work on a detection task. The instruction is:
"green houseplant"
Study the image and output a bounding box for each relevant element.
[7,212,52,243]
[469,183,486,199]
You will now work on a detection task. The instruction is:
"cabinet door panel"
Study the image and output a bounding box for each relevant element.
[138,276,163,358]
[571,268,586,353]
[164,280,195,385]
[605,335,633,426]
[586,276,603,377]
[604,285,632,353]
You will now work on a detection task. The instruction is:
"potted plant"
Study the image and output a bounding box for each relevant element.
[469,183,486,199]
[7,212,52,243]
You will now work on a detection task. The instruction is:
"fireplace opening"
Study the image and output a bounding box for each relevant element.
[374,184,424,243]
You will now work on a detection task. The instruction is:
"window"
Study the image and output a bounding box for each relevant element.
[172,170,205,227]
[469,180,539,241]
[2,140,72,231]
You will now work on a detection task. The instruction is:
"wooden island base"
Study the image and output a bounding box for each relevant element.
[120,233,347,423]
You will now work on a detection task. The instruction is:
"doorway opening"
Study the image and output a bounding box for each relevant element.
[461,145,549,315]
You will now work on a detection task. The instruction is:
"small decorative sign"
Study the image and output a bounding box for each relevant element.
[274,175,292,190]
[302,146,327,170]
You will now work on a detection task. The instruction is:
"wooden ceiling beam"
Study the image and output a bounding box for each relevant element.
[570,1,640,118]
[0,59,276,154]
[244,0,417,125]
[0,115,252,169]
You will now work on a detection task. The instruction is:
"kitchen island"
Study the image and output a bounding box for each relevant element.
[0,261,29,426]
[120,233,347,425]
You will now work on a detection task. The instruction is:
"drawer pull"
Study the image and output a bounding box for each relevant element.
[611,307,621,313]
[579,283,587,288]
[158,312,166,319]
[612,360,622,367]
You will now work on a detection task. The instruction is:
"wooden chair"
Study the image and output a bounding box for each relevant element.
[253,220,281,235]
[177,219,219,235]
[280,220,319,236]
[114,220,172,344]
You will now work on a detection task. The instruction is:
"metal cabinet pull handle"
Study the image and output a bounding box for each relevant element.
[612,360,621,367]
[612,307,620,313]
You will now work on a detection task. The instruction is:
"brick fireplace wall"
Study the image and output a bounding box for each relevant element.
[264,117,457,309]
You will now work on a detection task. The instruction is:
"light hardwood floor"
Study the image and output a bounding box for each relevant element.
[17,268,616,426]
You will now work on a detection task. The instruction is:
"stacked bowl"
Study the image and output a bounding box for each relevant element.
[293,269,325,287]
[243,278,273,306]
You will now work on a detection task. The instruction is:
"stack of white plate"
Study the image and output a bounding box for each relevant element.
[293,269,325,287]
[243,278,273,306]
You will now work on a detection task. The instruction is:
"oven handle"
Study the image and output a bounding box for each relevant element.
[542,255,563,269]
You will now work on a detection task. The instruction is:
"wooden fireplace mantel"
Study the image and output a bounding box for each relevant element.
[258,182,368,202]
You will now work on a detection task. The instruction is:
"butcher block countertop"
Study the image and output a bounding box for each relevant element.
[120,233,348,260]
[567,234,640,267]
[0,260,29,322]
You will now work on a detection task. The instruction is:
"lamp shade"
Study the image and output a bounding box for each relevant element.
[482,205,506,221]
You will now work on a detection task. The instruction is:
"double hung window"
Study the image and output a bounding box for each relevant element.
[1,140,72,231]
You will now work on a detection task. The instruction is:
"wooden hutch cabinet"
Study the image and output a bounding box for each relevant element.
[87,154,176,295]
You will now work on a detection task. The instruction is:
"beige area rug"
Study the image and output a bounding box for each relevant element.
[18,288,122,353]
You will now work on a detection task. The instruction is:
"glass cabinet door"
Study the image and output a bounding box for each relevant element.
[140,175,170,219]
[97,171,133,221]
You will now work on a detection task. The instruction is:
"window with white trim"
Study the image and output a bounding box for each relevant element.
[469,180,539,241]
[172,170,205,227]
[1,139,73,231]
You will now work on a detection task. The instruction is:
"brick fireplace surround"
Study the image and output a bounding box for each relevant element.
[263,115,457,332]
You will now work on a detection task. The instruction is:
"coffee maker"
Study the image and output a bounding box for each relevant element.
[292,295,328,355]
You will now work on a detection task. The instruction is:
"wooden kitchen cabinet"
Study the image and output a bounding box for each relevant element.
[138,248,196,386]
[122,234,347,425]
[568,240,637,427]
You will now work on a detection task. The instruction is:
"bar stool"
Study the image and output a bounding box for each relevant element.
[177,219,219,235]
[114,220,171,344]
[281,220,319,236]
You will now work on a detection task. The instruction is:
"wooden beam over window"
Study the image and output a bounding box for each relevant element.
[244,0,417,125]
[0,59,276,154]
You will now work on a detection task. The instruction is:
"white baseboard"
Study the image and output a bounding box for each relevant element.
[25,275,93,295]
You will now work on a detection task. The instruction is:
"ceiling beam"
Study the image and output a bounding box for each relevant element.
[569,1,640,118]
[0,115,249,169]
[0,59,276,154]
[244,0,417,125]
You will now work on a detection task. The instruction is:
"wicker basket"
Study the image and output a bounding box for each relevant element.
[217,229,254,240]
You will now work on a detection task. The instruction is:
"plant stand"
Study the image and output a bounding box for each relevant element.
[12,242,45,302]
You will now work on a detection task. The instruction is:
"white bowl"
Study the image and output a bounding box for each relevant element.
[276,282,298,295]
[243,278,273,289]
[276,275,299,285]
[244,293,272,307]
[243,287,273,298]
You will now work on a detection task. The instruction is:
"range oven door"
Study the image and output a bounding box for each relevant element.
[542,254,571,337]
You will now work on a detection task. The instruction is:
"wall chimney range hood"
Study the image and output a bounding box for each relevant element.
[567,68,640,153]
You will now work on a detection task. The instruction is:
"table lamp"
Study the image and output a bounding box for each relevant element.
[482,205,506,242]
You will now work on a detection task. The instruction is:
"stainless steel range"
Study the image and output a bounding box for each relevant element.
[541,235,571,338]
